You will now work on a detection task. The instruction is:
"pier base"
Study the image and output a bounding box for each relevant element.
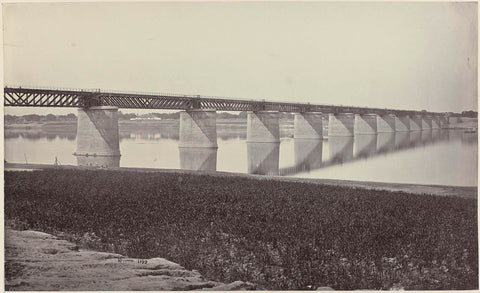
[322,114,330,137]
[294,112,323,139]
[328,113,354,137]
[431,117,440,129]
[75,106,121,166]
[440,117,449,128]
[179,110,217,148]
[247,111,280,143]
[354,114,377,135]
[421,116,432,130]
[395,115,410,132]
[179,147,217,171]
[410,115,423,131]
[377,114,396,133]
[76,156,120,168]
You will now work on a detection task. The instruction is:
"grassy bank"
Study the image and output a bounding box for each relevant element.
[4,170,478,290]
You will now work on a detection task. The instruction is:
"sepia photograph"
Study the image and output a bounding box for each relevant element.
[3,1,478,291]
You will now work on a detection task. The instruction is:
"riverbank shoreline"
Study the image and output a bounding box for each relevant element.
[4,162,477,198]
[5,169,478,290]
[4,116,477,132]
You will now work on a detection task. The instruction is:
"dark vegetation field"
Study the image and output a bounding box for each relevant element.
[4,170,478,290]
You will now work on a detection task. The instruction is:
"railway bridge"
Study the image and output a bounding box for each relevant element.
[4,86,449,169]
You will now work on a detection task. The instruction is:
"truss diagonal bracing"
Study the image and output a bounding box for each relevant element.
[4,87,438,116]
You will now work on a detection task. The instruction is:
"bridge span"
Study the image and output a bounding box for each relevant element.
[4,86,449,168]
[5,86,441,115]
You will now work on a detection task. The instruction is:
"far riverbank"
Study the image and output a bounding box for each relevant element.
[4,116,477,131]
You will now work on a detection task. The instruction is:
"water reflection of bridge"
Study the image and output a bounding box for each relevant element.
[6,128,470,172]
[277,130,451,176]
[178,129,456,174]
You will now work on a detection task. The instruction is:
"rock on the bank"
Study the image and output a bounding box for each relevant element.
[5,227,255,291]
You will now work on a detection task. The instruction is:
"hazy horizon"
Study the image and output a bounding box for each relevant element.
[4,2,478,115]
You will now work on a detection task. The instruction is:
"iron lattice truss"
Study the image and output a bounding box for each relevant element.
[4,87,440,116]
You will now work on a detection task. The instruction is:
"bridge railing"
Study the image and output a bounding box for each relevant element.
[3,85,393,110]
[4,85,443,116]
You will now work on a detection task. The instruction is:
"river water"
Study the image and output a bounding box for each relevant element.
[4,120,477,187]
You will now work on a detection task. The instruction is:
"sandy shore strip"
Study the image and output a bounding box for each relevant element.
[5,163,477,198]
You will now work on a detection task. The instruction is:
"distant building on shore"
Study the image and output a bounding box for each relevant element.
[130,117,162,121]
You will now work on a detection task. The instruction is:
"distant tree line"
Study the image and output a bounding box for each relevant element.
[447,111,477,118]
[119,111,295,120]
[4,110,355,122]
[5,113,77,123]
[460,110,477,118]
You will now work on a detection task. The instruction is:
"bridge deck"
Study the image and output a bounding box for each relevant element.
[4,87,439,116]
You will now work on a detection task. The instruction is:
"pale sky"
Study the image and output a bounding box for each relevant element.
[3,1,478,115]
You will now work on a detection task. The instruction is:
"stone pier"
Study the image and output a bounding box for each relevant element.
[377,114,396,133]
[395,115,410,132]
[421,116,432,130]
[322,114,330,137]
[179,109,217,148]
[410,115,423,131]
[294,112,323,139]
[440,116,449,128]
[431,117,440,129]
[328,113,355,137]
[354,114,377,135]
[247,111,280,143]
[75,106,121,167]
